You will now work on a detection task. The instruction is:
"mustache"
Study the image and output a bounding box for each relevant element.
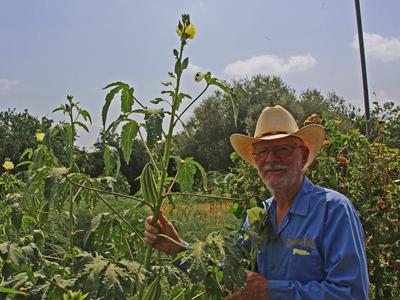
[262,164,290,171]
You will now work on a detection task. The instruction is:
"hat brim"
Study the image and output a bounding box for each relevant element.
[230,124,325,170]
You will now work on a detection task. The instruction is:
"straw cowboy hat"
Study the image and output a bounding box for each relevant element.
[230,105,325,170]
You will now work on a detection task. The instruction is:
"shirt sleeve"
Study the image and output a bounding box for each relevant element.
[171,241,190,271]
[267,200,369,300]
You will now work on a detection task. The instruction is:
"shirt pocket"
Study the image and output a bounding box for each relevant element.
[286,247,318,283]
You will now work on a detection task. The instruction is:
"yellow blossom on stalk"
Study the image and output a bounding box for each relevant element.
[36,132,45,142]
[247,207,265,223]
[176,23,197,39]
[2,159,14,170]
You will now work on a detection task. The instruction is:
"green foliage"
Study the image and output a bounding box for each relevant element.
[177,231,247,298]
[0,109,53,174]
[304,112,400,299]
[72,254,149,299]
[2,13,399,300]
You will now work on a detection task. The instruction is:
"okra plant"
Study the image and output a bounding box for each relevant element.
[101,14,243,299]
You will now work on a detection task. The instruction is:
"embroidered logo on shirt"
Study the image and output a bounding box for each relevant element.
[292,248,310,255]
[286,238,315,250]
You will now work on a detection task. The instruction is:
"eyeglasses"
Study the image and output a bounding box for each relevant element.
[251,144,303,161]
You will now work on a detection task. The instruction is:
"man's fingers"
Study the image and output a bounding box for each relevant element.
[143,229,157,244]
[146,215,154,225]
[158,210,168,224]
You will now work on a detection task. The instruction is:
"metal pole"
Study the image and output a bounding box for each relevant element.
[354,0,371,137]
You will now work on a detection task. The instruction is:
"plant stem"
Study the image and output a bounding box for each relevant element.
[64,175,149,206]
[142,37,185,268]
[68,102,75,271]
[118,220,134,261]
[139,28,186,300]
[89,180,145,243]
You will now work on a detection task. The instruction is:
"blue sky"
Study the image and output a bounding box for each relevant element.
[1,1,400,148]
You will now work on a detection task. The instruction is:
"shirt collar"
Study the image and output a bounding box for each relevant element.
[288,176,314,217]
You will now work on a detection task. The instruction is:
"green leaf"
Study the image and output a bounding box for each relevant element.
[189,158,208,190]
[209,78,239,125]
[74,252,95,276]
[102,82,130,128]
[73,257,108,298]
[83,213,110,248]
[73,257,138,299]
[74,121,90,133]
[119,260,150,286]
[104,146,120,176]
[168,71,176,79]
[70,161,80,174]
[99,264,131,299]
[179,240,208,284]
[173,157,207,192]
[121,88,134,114]
[182,57,189,70]
[53,123,70,147]
[177,160,196,193]
[44,167,67,202]
[0,273,29,297]
[150,98,166,105]
[162,265,181,288]
[121,122,139,164]
[0,286,28,295]
[144,108,165,149]
[33,229,45,251]
[79,109,92,124]
[0,242,41,268]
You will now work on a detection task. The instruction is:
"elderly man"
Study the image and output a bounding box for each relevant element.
[145,106,369,299]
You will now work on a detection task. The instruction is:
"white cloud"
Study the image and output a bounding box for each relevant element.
[186,63,204,73]
[222,54,317,76]
[352,32,400,62]
[0,78,20,95]
[373,90,396,103]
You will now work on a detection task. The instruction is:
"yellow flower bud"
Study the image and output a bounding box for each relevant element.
[247,207,265,223]
[2,159,14,170]
[36,132,45,142]
[176,23,197,39]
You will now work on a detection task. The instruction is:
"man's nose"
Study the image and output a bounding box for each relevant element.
[264,149,281,163]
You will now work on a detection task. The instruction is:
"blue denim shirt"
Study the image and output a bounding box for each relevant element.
[242,176,369,299]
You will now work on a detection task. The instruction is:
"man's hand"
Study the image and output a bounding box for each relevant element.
[144,210,183,258]
[222,270,269,300]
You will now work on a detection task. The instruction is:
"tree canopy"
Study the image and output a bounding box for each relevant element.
[173,75,362,172]
[0,109,53,172]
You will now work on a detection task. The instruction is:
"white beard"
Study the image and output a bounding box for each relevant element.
[261,159,304,194]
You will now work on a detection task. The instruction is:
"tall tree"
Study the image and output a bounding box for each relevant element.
[0,109,53,172]
[173,75,298,172]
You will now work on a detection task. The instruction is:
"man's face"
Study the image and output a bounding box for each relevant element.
[252,137,309,193]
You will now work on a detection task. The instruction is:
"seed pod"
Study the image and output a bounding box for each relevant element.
[142,271,162,300]
[38,202,50,225]
[140,163,158,206]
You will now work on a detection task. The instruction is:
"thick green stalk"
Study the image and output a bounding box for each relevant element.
[68,106,75,268]
[138,35,185,300]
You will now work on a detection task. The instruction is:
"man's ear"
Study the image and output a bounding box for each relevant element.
[301,146,310,167]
